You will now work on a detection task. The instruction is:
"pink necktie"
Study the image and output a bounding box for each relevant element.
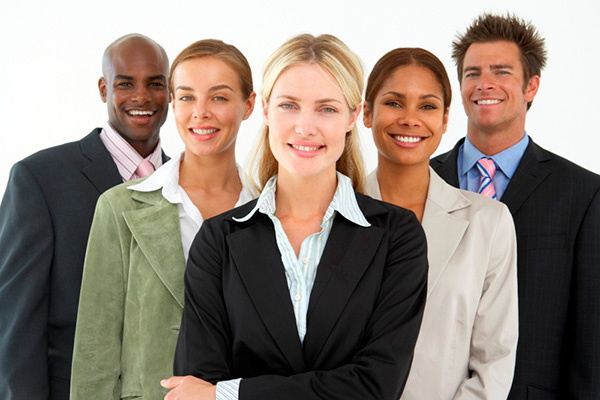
[135,159,155,178]
[476,158,497,200]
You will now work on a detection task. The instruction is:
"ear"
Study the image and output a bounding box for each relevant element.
[261,97,269,125]
[171,92,176,112]
[362,101,372,128]
[442,107,449,134]
[243,92,257,120]
[346,102,362,132]
[98,77,107,103]
[524,75,540,103]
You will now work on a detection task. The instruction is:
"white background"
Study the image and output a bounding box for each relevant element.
[1,0,598,200]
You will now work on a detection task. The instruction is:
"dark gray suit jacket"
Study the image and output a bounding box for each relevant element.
[431,137,600,399]
[0,129,166,399]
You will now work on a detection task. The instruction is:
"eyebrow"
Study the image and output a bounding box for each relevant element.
[113,74,166,81]
[381,91,442,101]
[174,84,235,92]
[276,95,343,104]
[463,64,514,74]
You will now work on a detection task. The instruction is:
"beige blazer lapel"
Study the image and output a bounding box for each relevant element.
[421,169,470,297]
[123,190,186,307]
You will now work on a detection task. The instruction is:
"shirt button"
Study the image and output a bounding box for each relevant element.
[302,257,309,264]
[294,294,301,302]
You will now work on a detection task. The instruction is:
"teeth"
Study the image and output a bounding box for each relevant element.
[476,99,501,105]
[191,128,218,135]
[291,144,319,152]
[393,135,422,143]
[128,110,154,116]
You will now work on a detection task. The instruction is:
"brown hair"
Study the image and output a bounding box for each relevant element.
[247,33,366,193]
[452,12,547,109]
[365,47,452,112]
[169,39,253,99]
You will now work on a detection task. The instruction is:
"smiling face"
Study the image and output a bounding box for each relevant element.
[263,63,359,180]
[364,64,448,169]
[171,57,255,160]
[460,41,539,140]
[100,39,169,156]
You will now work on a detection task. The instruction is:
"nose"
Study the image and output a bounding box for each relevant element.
[295,110,317,136]
[132,84,150,104]
[477,71,496,91]
[398,107,421,128]
[193,99,211,120]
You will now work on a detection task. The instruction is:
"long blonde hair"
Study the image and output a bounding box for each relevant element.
[247,33,365,193]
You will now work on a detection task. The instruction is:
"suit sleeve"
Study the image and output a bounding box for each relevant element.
[175,210,428,400]
[0,162,53,399]
[70,194,125,400]
[454,204,519,399]
[568,186,600,398]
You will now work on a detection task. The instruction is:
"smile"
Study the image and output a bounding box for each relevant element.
[127,110,154,116]
[476,99,502,105]
[392,135,423,144]
[290,144,321,152]
[191,128,219,135]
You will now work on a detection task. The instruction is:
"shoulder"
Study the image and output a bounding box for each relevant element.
[532,142,600,184]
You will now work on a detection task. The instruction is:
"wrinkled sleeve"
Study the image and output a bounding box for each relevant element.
[70,194,125,400]
[454,204,518,399]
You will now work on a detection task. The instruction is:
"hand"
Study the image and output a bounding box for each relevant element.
[162,375,217,400]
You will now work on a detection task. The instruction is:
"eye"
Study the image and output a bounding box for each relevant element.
[384,101,402,108]
[116,82,133,87]
[421,104,438,110]
[150,82,165,87]
[464,72,479,78]
[497,70,509,75]
[179,95,194,101]
[213,96,228,102]
[321,106,337,113]
[279,103,296,110]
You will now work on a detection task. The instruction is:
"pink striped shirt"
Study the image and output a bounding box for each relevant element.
[99,122,163,182]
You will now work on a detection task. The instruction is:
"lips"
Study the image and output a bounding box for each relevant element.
[391,135,423,144]
[290,144,321,152]
[191,128,219,135]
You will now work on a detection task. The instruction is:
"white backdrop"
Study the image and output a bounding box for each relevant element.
[1,0,598,200]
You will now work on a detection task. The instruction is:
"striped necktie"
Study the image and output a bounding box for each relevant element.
[476,158,497,200]
[135,159,155,178]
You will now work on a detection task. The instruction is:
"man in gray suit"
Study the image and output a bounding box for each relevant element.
[0,34,169,400]
[431,13,600,399]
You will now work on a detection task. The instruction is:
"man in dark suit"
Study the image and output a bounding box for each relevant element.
[431,13,600,399]
[0,34,170,400]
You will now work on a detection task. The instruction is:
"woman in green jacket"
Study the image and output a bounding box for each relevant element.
[70,39,256,400]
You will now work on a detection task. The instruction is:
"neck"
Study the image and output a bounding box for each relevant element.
[178,147,240,191]
[376,158,429,216]
[467,122,525,156]
[275,168,337,220]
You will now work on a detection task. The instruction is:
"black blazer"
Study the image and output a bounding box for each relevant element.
[0,129,167,400]
[431,137,600,400]
[174,193,428,400]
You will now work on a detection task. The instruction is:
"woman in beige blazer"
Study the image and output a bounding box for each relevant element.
[363,48,518,399]
[70,40,256,400]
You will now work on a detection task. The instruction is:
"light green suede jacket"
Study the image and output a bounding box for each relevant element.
[71,180,185,400]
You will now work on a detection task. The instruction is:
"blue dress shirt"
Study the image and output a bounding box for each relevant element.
[457,133,529,200]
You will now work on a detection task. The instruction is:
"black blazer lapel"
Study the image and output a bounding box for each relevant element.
[79,128,122,194]
[500,140,550,215]
[303,197,386,366]
[431,138,463,187]
[226,216,306,373]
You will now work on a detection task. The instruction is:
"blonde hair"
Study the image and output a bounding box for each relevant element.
[247,33,366,193]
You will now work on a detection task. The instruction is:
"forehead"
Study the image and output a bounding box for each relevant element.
[173,57,241,90]
[273,63,344,99]
[107,42,167,77]
[380,65,442,95]
[464,41,523,68]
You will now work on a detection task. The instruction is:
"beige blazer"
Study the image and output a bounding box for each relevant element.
[366,168,518,399]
